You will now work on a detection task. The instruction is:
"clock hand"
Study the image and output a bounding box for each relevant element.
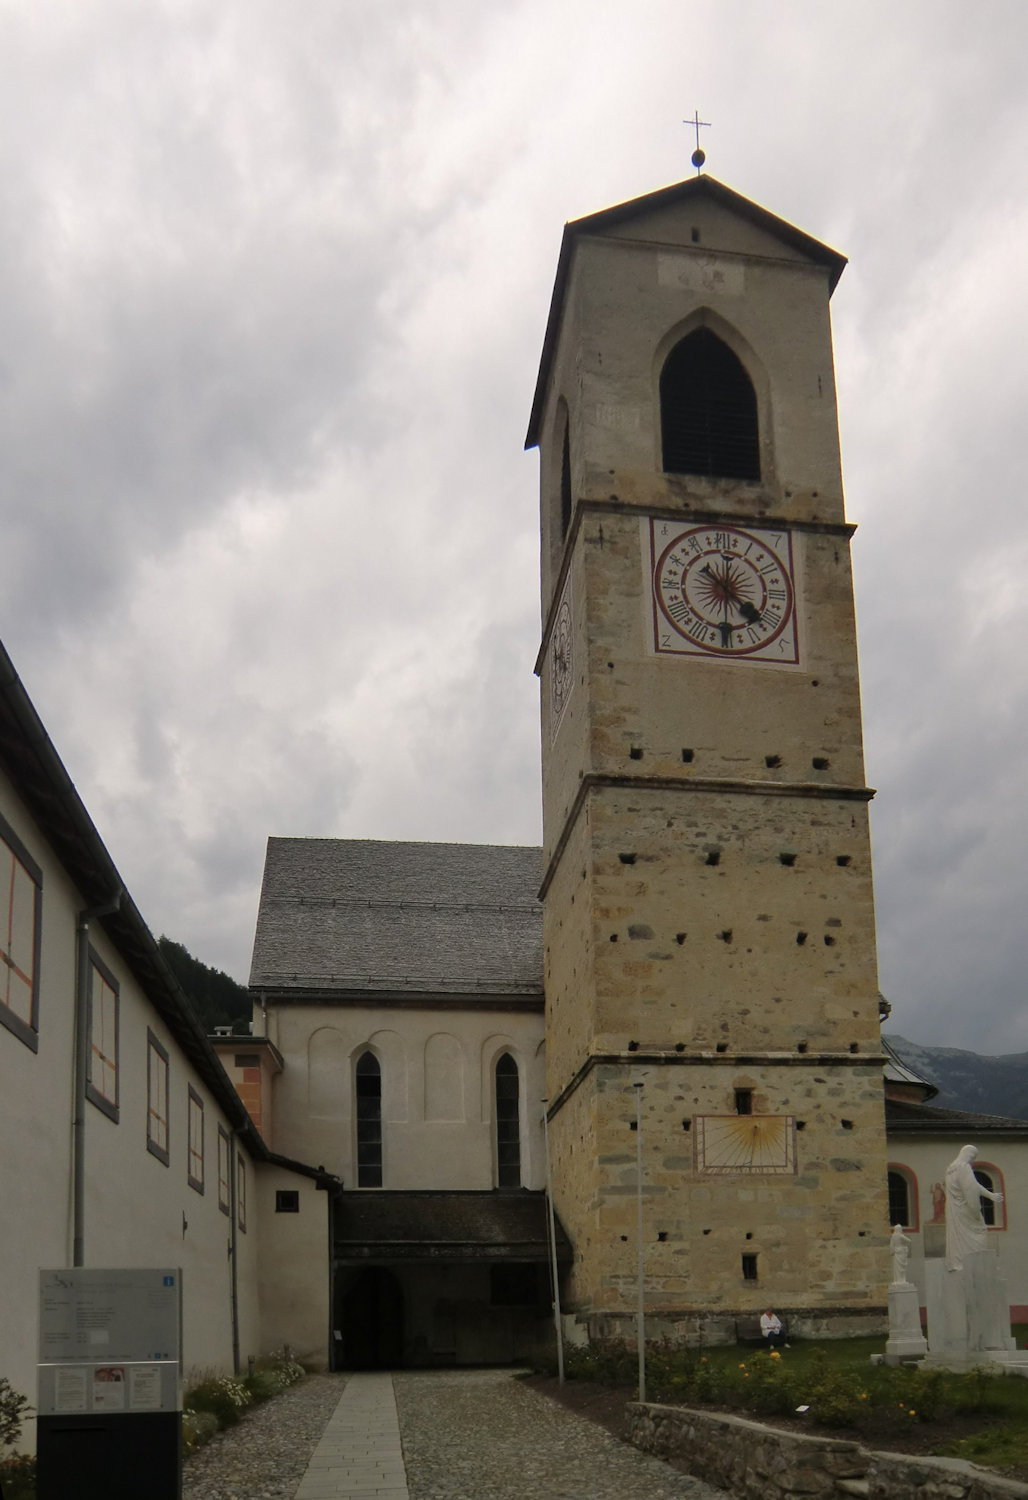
[739,600,762,625]
[719,593,733,647]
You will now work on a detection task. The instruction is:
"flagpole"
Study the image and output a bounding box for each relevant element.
[542,1099,565,1384]
[634,1080,646,1403]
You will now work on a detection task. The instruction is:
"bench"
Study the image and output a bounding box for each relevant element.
[736,1316,789,1345]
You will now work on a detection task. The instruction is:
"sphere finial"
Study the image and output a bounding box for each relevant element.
[684,110,711,175]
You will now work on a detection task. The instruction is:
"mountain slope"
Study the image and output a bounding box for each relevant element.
[885,1033,1028,1122]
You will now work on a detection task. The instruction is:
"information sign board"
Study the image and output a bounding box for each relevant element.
[37,1269,181,1417]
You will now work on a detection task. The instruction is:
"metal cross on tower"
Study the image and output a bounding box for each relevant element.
[683,110,711,173]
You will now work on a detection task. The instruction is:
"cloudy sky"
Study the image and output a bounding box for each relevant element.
[2,1,1026,1054]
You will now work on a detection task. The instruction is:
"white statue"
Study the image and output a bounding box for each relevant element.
[944,1144,1003,1272]
[890,1224,912,1285]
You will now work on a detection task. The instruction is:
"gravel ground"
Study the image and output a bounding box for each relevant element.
[394,1369,731,1500]
[182,1373,348,1500]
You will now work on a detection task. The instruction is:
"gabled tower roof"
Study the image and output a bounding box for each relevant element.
[526,174,847,448]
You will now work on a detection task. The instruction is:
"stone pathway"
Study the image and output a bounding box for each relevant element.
[183,1367,730,1499]
[183,1373,347,1500]
[394,1368,730,1499]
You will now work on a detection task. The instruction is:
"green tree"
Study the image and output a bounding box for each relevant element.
[158,937,251,1034]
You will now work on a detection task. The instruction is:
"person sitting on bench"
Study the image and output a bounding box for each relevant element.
[760,1308,787,1349]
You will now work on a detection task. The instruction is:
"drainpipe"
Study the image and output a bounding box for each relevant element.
[73,891,122,1267]
[229,1128,240,1374]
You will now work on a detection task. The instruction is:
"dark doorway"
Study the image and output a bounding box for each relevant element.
[337,1267,404,1369]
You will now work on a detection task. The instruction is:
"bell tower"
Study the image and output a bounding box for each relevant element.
[529,176,888,1341]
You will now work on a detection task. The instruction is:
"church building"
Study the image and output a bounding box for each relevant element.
[241,172,897,1355]
[11,172,1026,1412]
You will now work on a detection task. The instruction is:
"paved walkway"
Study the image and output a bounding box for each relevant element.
[294,1372,408,1500]
[184,1368,730,1499]
[396,1368,728,1499]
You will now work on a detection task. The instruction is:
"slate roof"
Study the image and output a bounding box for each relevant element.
[333,1190,572,1262]
[249,837,544,997]
[886,1098,1028,1134]
[881,1035,938,1101]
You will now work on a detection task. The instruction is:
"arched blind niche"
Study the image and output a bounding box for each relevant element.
[660,326,760,481]
[355,1051,383,1187]
[495,1052,521,1188]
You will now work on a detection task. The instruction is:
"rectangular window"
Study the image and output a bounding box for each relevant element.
[146,1030,170,1165]
[0,813,42,1051]
[742,1253,758,1281]
[237,1154,247,1233]
[187,1087,204,1193]
[86,951,119,1122]
[217,1125,231,1215]
[275,1190,299,1213]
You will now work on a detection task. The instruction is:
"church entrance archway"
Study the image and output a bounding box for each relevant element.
[337,1267,404,1369]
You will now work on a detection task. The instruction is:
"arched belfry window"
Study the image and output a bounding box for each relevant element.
[355,1052,382,1187]
[660,327,760,480]
[559,419,572,540]
[495,1052,521,1188]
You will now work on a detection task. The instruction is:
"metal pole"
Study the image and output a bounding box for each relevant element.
[634,1080,646,1403]
[73,892,121,1267]
[542,1100,565,1384]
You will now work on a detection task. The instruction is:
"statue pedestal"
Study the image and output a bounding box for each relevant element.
[924,1251,1026,1371]
[884,1281,927,1364]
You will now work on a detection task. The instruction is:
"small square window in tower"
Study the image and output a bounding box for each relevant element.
[495,1052,521,1187]
[660,327,760,480]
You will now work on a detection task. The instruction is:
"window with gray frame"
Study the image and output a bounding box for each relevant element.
[146,1030,170,1166]
[0,811,42,1052]
[86,951,119,1123]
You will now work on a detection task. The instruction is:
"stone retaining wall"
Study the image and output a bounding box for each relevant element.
[626,1400,1028,1499]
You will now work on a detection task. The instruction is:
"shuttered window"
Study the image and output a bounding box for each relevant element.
[660,328,760,481]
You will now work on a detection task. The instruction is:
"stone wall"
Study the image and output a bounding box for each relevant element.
[626,1400,1028,1499]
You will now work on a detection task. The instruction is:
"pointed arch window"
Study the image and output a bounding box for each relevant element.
[356,1052,383,1187]
[495,1052,521,1188]
[660,327,760,480]
[559,418,572,540]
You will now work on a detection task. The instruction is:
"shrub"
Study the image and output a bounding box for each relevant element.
[564,1340,637,1386]
[0,1453,37,1500]
[0,1378,32,1450]
[182,1409,219,1454]
[183,1375,252,1428]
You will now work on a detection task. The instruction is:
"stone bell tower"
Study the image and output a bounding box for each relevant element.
[528,175,889,1342]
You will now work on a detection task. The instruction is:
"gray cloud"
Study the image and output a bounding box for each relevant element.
[2,1,1027,1055]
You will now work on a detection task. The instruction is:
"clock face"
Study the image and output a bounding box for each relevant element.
[695,1114,796,1175]
[648,520,800,664]
[550,579,574,739]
